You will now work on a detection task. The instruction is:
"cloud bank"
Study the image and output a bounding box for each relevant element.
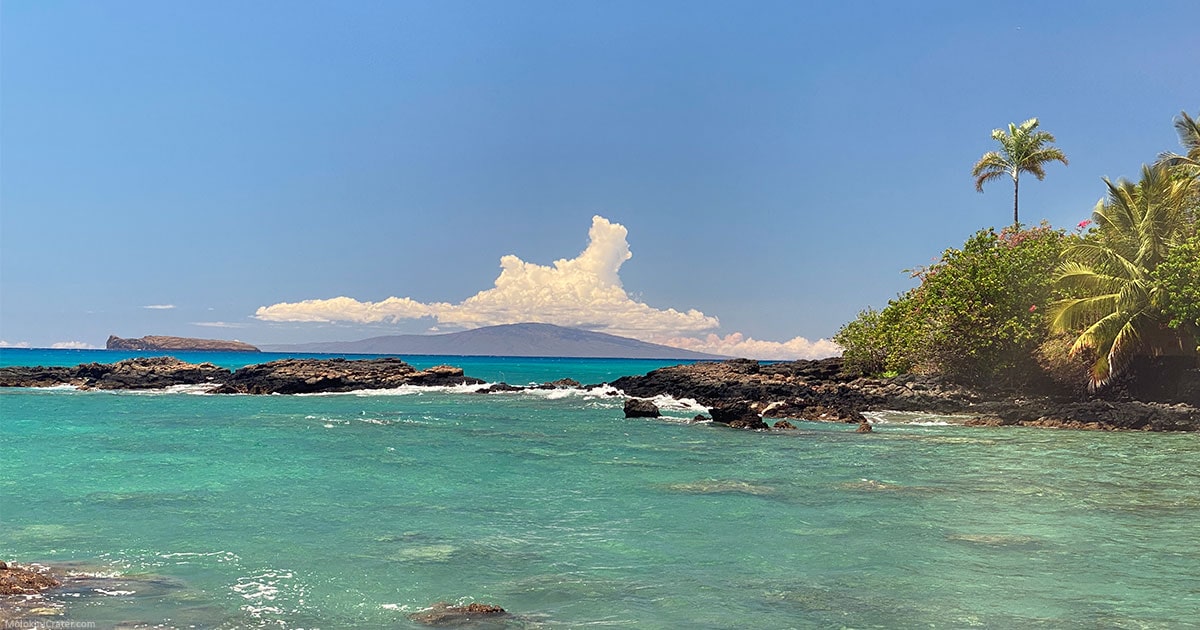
[255,215,839,360]
[256,216,717,338]
[50,341,97,349]
[654,333,842,361]
[143,304,176,310]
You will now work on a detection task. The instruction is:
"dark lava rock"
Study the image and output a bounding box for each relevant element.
[476,382,526,394]
[798,405,867,424]
[611,356,1200,432]
[537,378,582,389]
[856,421,874,433]
[772,420,797,430]
[405,365,480,386]
[0,365,76,388]
[0,562,61,595]
[0,357,230,390]
[624,398,661,418]
[710,401,768,430]
[409,602,510,626]
[965,399,1200,431]
[210,358,485,394]
[1,357,489,396]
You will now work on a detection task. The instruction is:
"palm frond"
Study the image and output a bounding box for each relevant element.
[1063,242,1142,281]
[1173,110,1200,158]
[1050,294,1119,333]
[1097,318,1145,390]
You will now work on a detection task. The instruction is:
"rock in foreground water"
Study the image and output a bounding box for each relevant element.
[0,562,61,595]
[409,602,510,626]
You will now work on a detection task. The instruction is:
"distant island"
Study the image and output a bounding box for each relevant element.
[106,335,260,352]
[261,322,726,360]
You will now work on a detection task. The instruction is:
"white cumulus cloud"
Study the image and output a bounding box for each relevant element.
[0,340,31,348]
[256,296,442,324]
[656,333,842,361]
[255,216,719,338]
[253,215,838,359]
[50,341,97,349]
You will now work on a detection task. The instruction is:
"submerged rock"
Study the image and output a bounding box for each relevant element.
[409,601,510,626]
[856,421,874,433]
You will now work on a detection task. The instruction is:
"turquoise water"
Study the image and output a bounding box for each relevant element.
[3,352,1200,628]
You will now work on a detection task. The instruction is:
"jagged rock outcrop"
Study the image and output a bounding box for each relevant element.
[0,357,230,390]
[0,358,484,395]
[209,359,484,394]
[612,357,1200,432]
[106,335,260,352]
[0,562,61,595]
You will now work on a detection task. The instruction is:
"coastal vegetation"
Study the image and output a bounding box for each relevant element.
[839,111,1199,394]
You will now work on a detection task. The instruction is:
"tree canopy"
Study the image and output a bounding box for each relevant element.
[972,118,1068,229]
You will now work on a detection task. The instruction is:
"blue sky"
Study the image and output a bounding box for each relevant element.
[1,1,1197,357]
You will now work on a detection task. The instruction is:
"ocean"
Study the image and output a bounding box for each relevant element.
[2,349,1198,628]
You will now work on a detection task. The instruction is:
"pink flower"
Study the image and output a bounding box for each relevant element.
[1077,219,1092,229]
[1029,304,1037,312]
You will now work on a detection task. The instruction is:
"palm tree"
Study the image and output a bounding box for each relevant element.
[972,118,1069,228]
[1157,110,1200,175]
[1157,110,1200,218]
[1050,164,1191,390]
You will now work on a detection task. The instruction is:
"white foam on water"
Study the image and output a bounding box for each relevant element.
[864,410,968,426]
[648,394,708,413]
[295,382,495,397]
[34,384,82,391]
[159,550,240,564]
[93,588,136,596]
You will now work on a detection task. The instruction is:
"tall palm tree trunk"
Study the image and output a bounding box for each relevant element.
[1012,174,1020,228]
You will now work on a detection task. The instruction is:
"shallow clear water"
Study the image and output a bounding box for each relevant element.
[2,353,1199,628]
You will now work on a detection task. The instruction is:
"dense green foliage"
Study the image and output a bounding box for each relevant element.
[832,298,921,377]
[1152,229,1200,343]
[1051,111,1200,389]
[972,118,1069,228]
[835,224,1067,385]
[839,110,1198,391]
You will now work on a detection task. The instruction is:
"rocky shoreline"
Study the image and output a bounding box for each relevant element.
[611,357,1200,432]
[0,357,483,394]
[2,356,1197,430]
